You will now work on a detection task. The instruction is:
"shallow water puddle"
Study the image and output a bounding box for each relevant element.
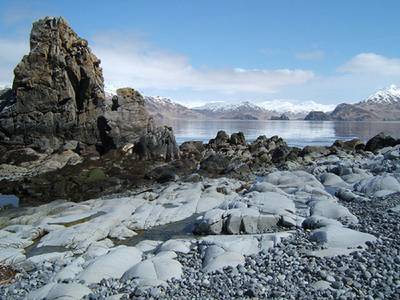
[0,194,19,208]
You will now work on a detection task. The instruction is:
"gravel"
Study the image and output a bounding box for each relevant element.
[1,194,400,300]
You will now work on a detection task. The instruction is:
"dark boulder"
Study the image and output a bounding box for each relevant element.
[200,154,230,175]
[271,145,291,163]
[365,132,400,152]
[209,130,230,148]
[332,139,365,151]
[230,132,246,146]
[179,141,204,160]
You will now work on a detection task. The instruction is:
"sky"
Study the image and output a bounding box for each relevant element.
[1,0,400,107]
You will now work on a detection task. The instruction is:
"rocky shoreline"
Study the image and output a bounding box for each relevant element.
[1,16,400,300]
[1,131,400,299]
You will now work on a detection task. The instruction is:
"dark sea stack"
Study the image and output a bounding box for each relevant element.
[0,17,105,149]
[304,110,330,121]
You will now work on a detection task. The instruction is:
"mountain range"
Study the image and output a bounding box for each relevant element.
[330,85,400,121]
[142,85,400,122]
[144,97,335,122]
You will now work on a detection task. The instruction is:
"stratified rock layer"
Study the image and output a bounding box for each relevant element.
[0,17,104,149]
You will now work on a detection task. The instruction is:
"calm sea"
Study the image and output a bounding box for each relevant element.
[164,119,400,147]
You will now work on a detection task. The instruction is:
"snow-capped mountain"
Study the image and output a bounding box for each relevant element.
[260,100,335,114]
[145,97,337,121]
[193,101,274,120]
[194,101,264,113]
[362,85,400,105]
[144,96,204,123]
[331,85,400,121]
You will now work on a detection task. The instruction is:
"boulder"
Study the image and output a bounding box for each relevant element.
[310,201,358,224]
[309,225,376,254]
[354,174,400,197]
[209,130,230,148]
[365,132,400,152]
[122,256,183,284]
[179,141,204,159]
[332,139,365,151]
[271,145,290,163]
[230,132,246,146]
[28,283,92,300]
[200,154,230,175]
[78,246,142,284]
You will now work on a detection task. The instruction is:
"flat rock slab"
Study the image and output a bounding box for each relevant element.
[309,225,376,257]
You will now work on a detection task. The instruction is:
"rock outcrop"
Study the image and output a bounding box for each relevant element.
[102,88,179,159]
[0,17,179,161]
[0,17,104,149]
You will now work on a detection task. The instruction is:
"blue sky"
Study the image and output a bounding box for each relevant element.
[1,0,400,106]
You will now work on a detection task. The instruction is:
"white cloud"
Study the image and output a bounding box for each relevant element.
[295,50,325,61]
[339,53,400,76]
[0,37,29,86]
[92,33,315,95]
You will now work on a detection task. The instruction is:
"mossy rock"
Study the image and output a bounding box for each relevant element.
[83,168,107,183]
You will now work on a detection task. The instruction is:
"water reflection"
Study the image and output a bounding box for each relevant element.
[0,195,19,208]
[163,119,400,147]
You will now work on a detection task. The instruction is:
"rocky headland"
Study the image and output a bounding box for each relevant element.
[0,17,400,300]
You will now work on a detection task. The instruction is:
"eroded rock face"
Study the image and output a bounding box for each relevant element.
[102,88,180,159]
[0,17,104,149]
[0,17,179,162]
[103,88,150,148]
